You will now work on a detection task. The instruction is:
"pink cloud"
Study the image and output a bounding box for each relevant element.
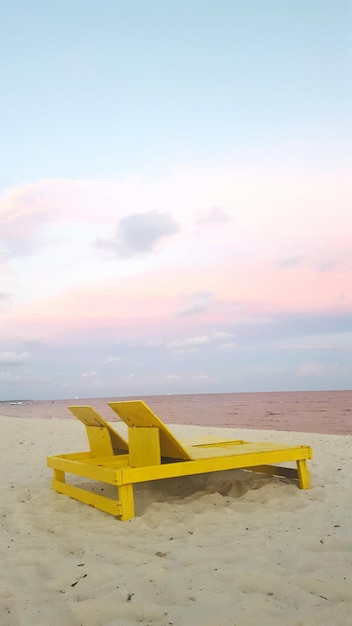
[2,254,350,348]
[1,159,350,351]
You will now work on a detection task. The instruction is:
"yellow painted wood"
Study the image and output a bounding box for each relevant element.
[244,465,299,480]
[119,445,312,485]
[47,455,119,484]
[47,400,313,520]
[297,459,311,489]
[52,480,122,516]
[55,452,129,466]
[192,439,245,448]
[74,455,129,468]
[59,451,95,460]
[86,426,115,457]
[189,442,311,460]
[54,469,65,482]
[128,427,161,467]
[68,405,128,454]
[108,400,193,460]
[118,484,135,521]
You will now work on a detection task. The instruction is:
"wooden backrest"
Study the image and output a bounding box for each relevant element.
[68,405,128,456]
[108,400,193,460]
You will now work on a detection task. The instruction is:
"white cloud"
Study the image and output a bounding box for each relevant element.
[297,363,336,377]
[80,370,103,387]
[194,373,212,380]
[0,369,50,386]
[106,356,122,364]
[0,371,22,384]
[176,291,214,316]
[171,348,198,355]
[197,207,231,224]
[166,335,210,350]
[277,333,352,352]
[81,370,99,378]
[218,342,238,349]
[249,365,286,373]
[277,246,352,274]
[0,351,31,366]
[0,292,12,304]
[213,331,236,340]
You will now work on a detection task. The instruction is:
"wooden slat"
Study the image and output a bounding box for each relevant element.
[52,480,122,516]
[119,446,312,484]
[68,405,128,453]
[48,456,119,484]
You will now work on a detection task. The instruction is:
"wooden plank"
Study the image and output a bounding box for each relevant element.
[192,439,245,448]
[128,427,161,467]
[119,446,312,485]
[108,400,193,460]
[52,480,122,516]
[48,455,119,484]
[190,442,312,460]
[297,459,311,489]
[244,465,299,479]
[118,484,135,521]
[68,405,128,453]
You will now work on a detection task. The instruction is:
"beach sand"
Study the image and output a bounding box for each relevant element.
[1,415,351,626]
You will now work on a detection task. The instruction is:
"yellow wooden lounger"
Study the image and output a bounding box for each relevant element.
[47,400,313,521]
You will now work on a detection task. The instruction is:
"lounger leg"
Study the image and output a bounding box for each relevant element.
[297,460,310,489]
[118,484,135,521]
[54,469,66,483]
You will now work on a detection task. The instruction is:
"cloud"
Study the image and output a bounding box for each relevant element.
[0,351,31,366]
[170,348,198,355]
[166,335,210,350]
[166,335,211,355]
[95,211,179,257]
[197,207,231,224]
[176,291,214,316]
[278,255,304,269]
[80,370,103,387]
[249,365,286,373]
[277,246,352,274]
[213,331,236,340]
[0,371,23,384]
[276,332,352,352]
[0,183,53,257]
[0,292,12,306]
[194,373,212,380]
[297,363,336,377]
[106,356,122,364]
[218,341,238,349]
[0,369,50,386]
[0,160,350,401]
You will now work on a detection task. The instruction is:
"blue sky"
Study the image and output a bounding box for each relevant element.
[1,0,349,186]
[0,0,351,399]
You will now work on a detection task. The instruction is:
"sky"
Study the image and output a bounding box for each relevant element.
[0,0,351,400]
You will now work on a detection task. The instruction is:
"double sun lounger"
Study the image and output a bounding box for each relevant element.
[47,400,313,520]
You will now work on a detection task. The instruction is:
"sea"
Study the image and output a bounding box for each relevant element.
[1,390,351,435]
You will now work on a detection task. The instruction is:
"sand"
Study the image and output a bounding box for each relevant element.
[0,415,351,626]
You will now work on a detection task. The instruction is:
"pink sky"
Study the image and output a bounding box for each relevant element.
[1,159,351,398]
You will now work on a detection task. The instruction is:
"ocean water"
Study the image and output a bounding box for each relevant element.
[1,390,351,434]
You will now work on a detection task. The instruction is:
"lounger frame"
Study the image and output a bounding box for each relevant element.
[47,401,312,520]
